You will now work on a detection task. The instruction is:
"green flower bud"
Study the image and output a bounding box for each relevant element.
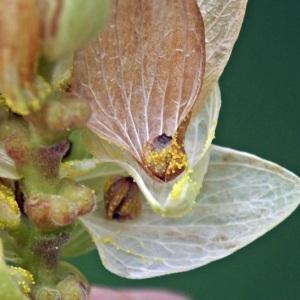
[56,262,89,300]
[35,287,60,300]
[56,275,88,300]
[24,179,95,229]
[34,262,89,300]
[50,56,73,92]
[0,120,30,166]
[39,0,109,61]
[45,97,91,132]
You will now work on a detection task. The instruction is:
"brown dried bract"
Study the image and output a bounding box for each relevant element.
[104,176,141,221]
[72,0,205,181]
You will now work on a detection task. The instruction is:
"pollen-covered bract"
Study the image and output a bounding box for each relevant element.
[72,0,206,182]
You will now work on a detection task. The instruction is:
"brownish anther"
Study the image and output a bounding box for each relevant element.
[104,176,141,221]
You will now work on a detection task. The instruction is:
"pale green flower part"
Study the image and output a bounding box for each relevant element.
[80,146,300,278]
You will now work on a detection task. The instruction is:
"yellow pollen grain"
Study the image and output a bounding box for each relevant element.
[4,95,28,115]
[3,77,51,115]
[170,169,194,201]
[154,257,164,263]
[101,236,114,244]
[9,266,35,295]
[0,93,6,106]
[95,235,148,262]
[30,98,41,111]
[0,183,18,213]
[144,135,187,175]
[60,161,84,179]
[104,177,114,193]
[0,183,20,229]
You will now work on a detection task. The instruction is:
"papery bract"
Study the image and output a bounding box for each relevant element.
[71,0,249,216]
[195,0,248,110]
[82,84,220,216]
[72,0,206,181]
[76,0,298,280]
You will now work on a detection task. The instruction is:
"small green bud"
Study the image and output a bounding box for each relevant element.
[0,120,30,166]
[50,56,73,92]
[24,179,95,229]
[57,275,88,300]
[39,0,110,61]
[34,262,89,300]
[35,287,60,300]
[56,262,89,300]
[45,97,91,132]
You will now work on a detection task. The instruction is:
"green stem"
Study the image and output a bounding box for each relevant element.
[13,218,72,287]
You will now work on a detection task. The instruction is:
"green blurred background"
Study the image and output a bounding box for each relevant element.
[71,1,300,299]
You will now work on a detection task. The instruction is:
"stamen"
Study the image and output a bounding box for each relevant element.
[142,133,187,182]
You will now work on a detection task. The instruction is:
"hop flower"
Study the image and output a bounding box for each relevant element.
[70,0,300,279]
[0,0,299,283]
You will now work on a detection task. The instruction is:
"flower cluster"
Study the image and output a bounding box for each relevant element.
[0,1,299,299]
